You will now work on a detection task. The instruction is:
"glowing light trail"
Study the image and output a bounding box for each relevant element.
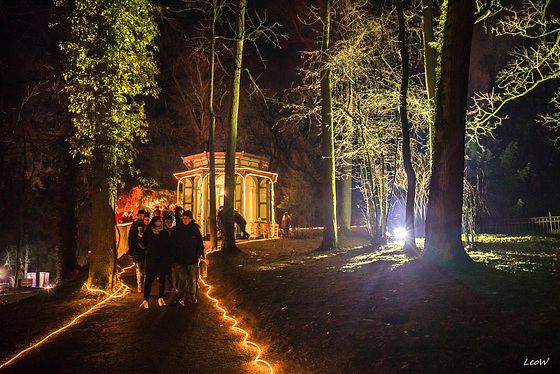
[199,276,274,374]
[0,264,134,369]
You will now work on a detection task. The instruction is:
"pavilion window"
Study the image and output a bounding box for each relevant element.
[258,178,269,220]
[235,175,243,213]
[183,177,194,212]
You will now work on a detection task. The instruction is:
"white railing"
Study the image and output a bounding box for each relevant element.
[482,212,560,235]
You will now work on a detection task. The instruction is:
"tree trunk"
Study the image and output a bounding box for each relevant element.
[207,0,218,251]
[421,0,437,109]
[221,0,246,253]
[317,0,338,251]
[340,164,352,236]
[87,152,117,290]
[14,126,30,289]
[396,0,419,257]
[422,0,476,268]
[340,81,353,237]
[57,140,79,281]
[379,152,388,238]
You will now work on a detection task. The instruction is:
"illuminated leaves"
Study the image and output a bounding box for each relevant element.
[57,0,159,180]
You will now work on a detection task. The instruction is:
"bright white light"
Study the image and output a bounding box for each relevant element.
[394,227,407,239]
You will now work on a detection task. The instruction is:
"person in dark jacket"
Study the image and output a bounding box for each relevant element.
[139,216,172,309]
[216,206,224,236]
[163,214,177,293]
[128,210,148,292]
[170,210,205,305]
[234,210,250,239]
[174,205,185,229]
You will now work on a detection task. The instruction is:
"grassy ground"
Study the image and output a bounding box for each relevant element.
[1,232,558,373]
[208,231,560,373]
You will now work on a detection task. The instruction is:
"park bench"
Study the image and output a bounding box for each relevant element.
[18,279,33,288]
[0,282,10,293]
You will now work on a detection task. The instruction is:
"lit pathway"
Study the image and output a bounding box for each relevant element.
[0,258,270,374]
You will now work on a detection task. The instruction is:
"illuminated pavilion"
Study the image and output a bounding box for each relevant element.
[173,151,278,238]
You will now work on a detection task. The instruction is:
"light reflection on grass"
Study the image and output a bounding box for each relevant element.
[467,235,560,273]
[340,242,412,272]
[242,235,559,275]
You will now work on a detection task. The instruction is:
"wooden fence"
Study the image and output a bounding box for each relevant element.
[481,213,560,235]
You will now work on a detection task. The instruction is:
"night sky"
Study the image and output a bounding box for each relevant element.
[1,0,560,233]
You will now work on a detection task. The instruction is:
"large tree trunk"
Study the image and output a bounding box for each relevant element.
[87,153,117,290]
[422,0,476,268]
[396,0,419,257]
[221,0,246,253]
[317,0,338,251]
[207,0,218,251]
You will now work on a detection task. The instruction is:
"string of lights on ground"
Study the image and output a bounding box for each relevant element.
[199,276,274,374]
[0,264,133,369]
[0,252,275,373]
[203,239,276,374]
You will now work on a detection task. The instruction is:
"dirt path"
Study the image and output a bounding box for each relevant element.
[0,266,271,374]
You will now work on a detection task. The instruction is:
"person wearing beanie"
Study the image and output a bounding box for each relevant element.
[139,216,173,309]
[170,210,205,305]
[174,205,185,228]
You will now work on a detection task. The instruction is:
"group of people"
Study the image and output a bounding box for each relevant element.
[127,207,205,309]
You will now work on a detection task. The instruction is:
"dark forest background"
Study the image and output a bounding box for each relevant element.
[1,0,560,282]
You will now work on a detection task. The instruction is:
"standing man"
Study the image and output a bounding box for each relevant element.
[216,206,224,237]
[171,210,205,305]
[234,210,250,239]
[281,212,291,238]
[128,210,148,292]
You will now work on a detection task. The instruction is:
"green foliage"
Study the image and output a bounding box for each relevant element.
[56,0,160,184]
[468,234,560,273]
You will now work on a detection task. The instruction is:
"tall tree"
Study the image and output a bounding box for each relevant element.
[178,0,227,251]
[422,0,476,268]
[57,0,159,289]
[396,0,419,256]
[286,3,430,242]
[56,140,80,281]
[207,0,219,251]
[317,0,338,251]
[338,0,356,238]
[221,0,246,253]
[421,0,437,110]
